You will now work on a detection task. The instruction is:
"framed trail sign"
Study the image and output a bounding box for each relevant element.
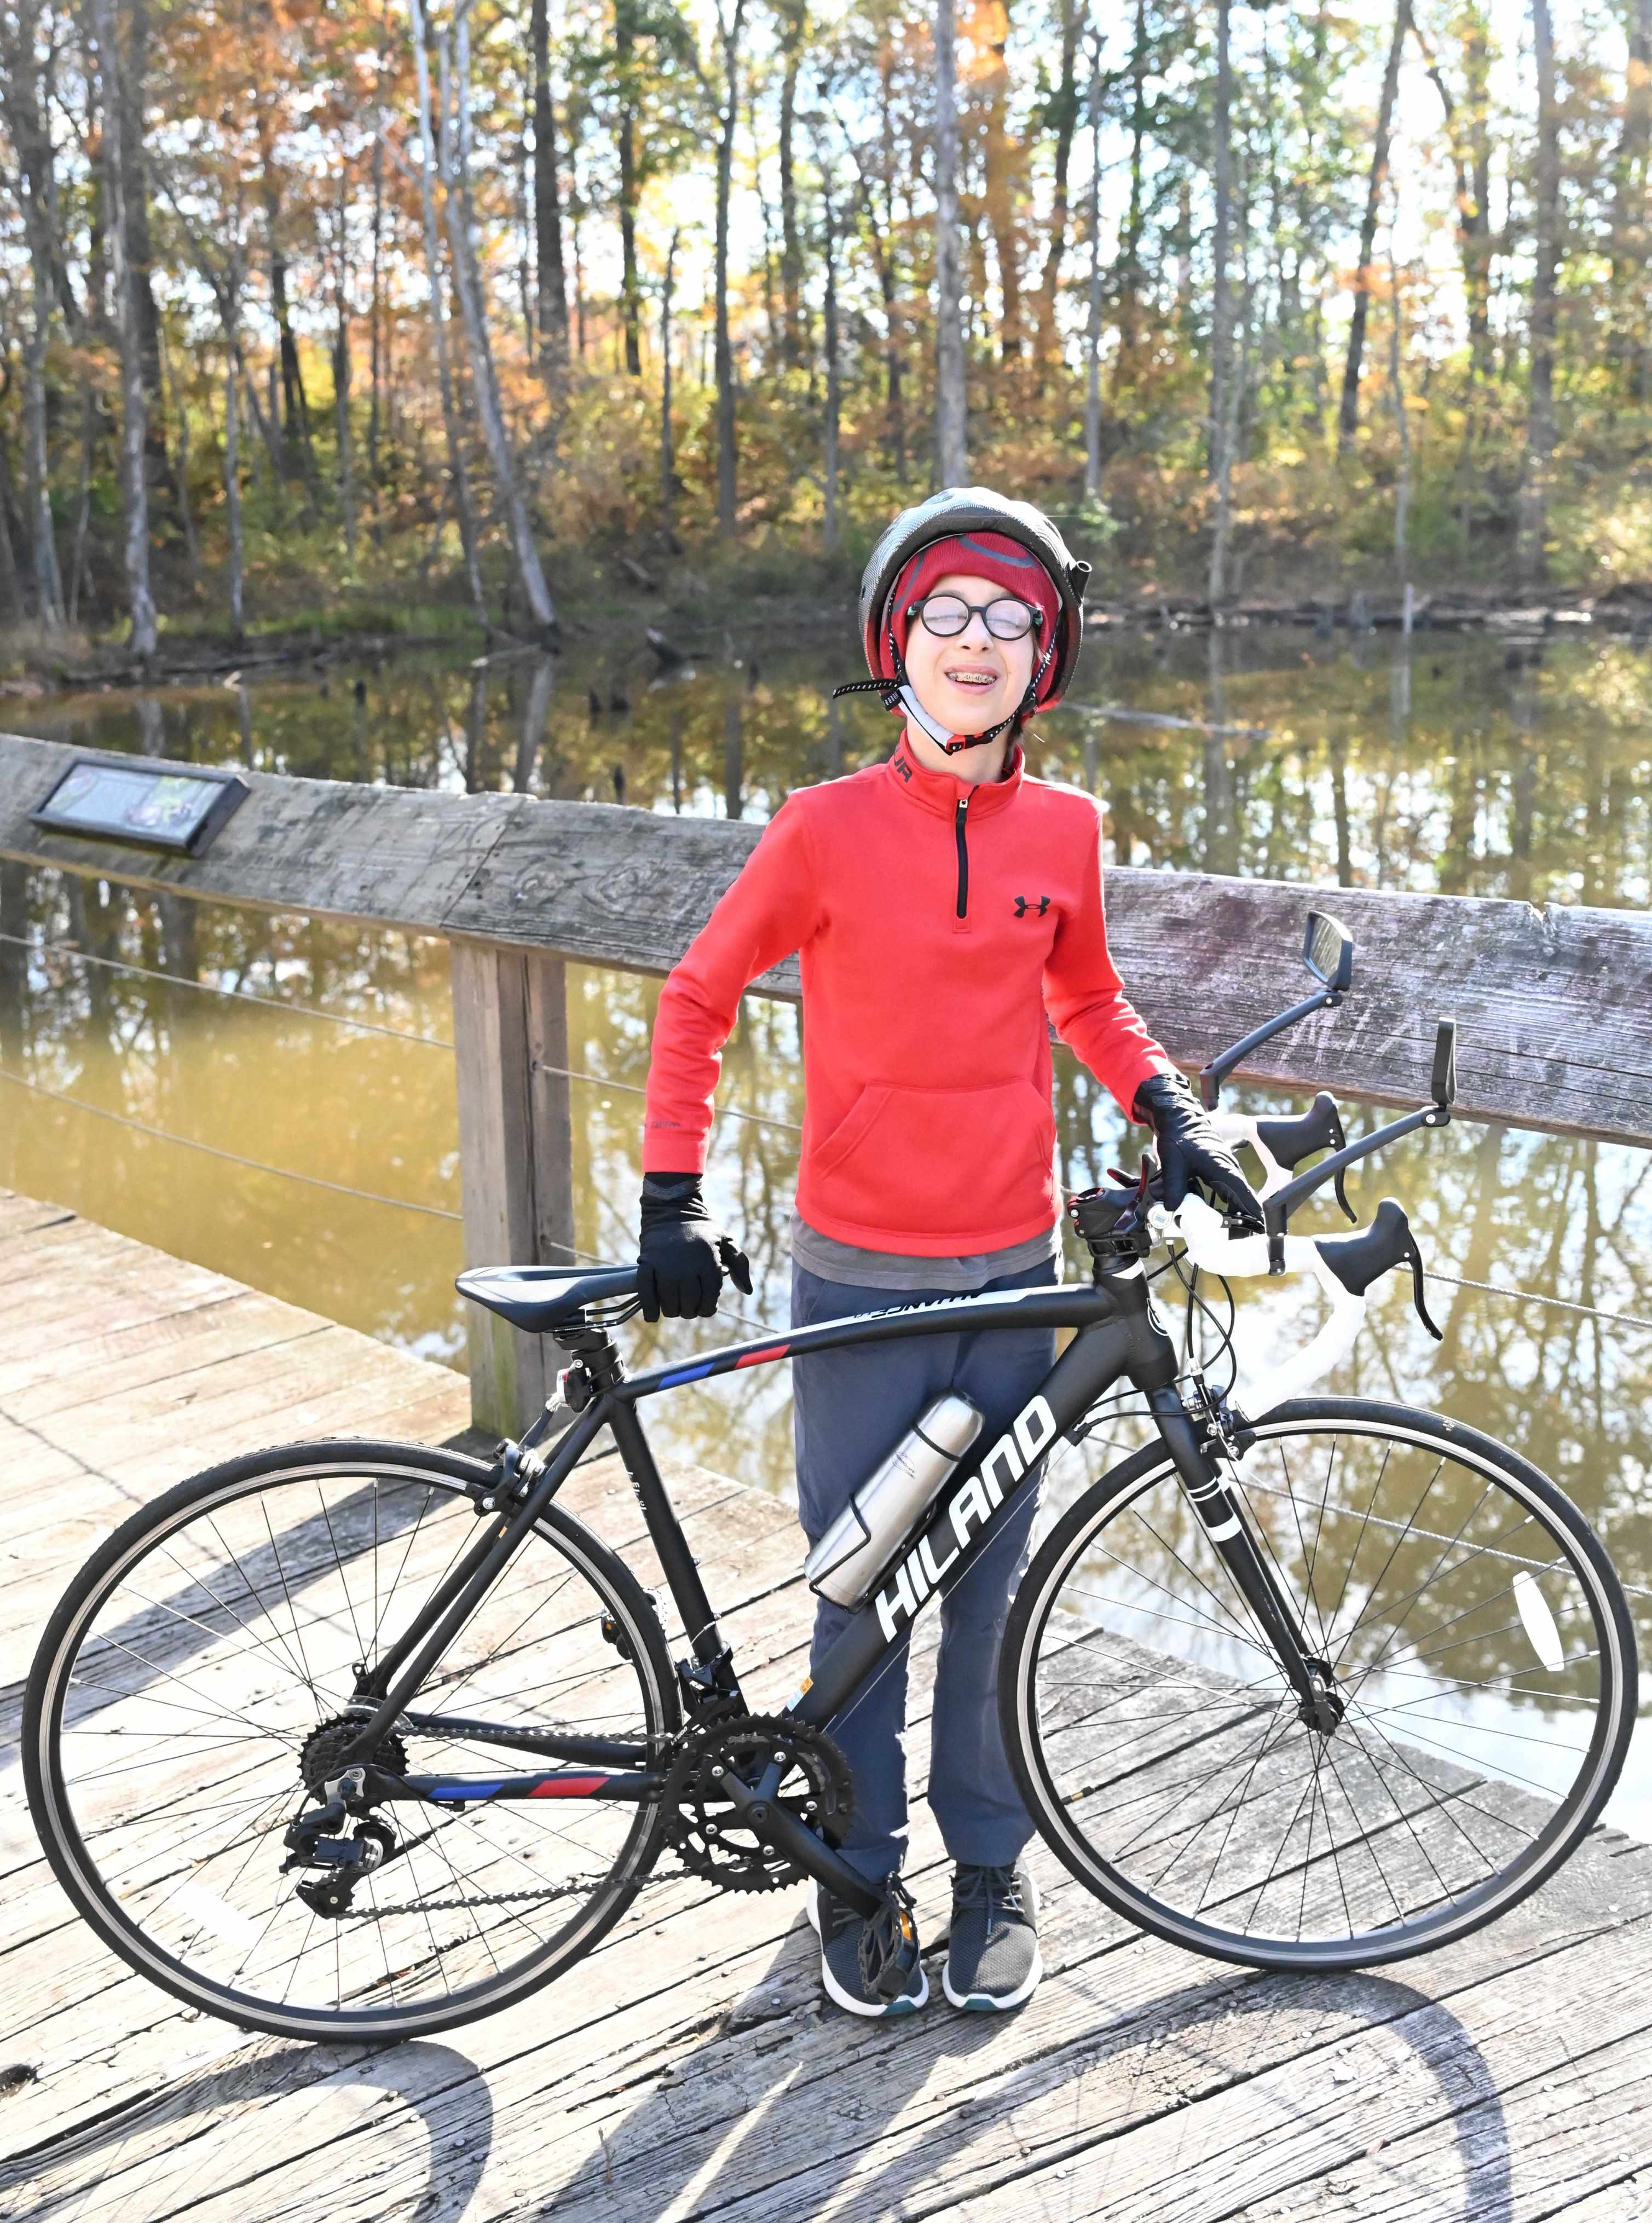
[29,758,251,858]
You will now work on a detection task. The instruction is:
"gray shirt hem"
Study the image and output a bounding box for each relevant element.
[789,1209,1060,1291]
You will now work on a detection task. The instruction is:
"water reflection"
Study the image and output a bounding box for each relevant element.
[6,623,1652,906]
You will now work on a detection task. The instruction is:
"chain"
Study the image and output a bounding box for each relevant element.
[338,1855,694,1921]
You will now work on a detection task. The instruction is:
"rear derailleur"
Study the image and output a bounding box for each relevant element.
[280,1717,408,1918]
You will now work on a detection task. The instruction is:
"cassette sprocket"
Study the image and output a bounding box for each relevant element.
[662,1713,853,1893]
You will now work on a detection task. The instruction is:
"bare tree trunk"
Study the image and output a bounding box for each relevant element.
[616,0,642,377]
[369,69,386,494]
[1206,0,1233,603]
[1035,0,1081,372]
[406,0,488,627]
[713,0,749,536]
[933,0,967,483]
[225,343,246,642]
[531,0,569,370]
[1083,45,1104,499]
[256,106,316,500]
[1613,0,1652,381]
[2,0,66,626]
[332,173,357,575]
[66,377,95,624]
[1115,0,1148,378]
[981,9,1021,361]
[165,334,199,594]
[1338,0,1411,448]
[660,228,678,542]
[776,0,806,365]
[820,158,840,552]
[89,0,157,660]
[438,0,558,637]
[120,0,169,501]
[879,52,906,477]
[1518,0,1560,582]
[1388,227,1410,586]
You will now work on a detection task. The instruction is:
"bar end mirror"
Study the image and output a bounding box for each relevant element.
[1431,1019,1457,1110]
[1303,910,1354,994]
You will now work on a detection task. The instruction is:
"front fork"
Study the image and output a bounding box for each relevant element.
[1107,1264,1344,1735]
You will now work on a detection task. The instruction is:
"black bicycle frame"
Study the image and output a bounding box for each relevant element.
[339,1262,1327,1918]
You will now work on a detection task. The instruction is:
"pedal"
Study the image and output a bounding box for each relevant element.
[857,1874,921,2002]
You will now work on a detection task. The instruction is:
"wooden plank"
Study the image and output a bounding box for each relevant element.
[0,730,535,933]
[4,733,1650,1142]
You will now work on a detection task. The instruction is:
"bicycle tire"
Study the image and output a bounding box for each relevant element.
[1001,1396,1638,1972]
[24,1438,680,2042]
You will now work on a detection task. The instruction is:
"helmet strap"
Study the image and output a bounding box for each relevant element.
[829,604,1061,756]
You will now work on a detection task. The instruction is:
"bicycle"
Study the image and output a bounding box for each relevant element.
[23,911,1638,2042]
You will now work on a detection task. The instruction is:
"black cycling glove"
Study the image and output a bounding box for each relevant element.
[1133,1072,1264,1227]
[636,1173,753,1322]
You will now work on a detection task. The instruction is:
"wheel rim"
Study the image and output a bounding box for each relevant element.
[1016,1414,1633,1966]
[36,1457,667,2029]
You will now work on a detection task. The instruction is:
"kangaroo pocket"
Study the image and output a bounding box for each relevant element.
[804,1079,1057,1243]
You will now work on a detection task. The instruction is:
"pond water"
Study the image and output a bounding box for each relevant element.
[3,620,1650,1829]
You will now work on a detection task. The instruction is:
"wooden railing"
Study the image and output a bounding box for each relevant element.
[3,729,1650,1431]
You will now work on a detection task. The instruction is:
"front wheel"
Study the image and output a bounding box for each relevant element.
[24,1439,679,2042]
[1001,1398,1637,1971]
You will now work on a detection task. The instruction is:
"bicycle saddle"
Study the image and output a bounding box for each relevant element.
[457,1264,638,1331]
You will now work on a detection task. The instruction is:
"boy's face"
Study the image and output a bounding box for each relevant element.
[902,570,1038,737]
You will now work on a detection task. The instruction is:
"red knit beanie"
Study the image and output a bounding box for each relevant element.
[885,530,1065,709]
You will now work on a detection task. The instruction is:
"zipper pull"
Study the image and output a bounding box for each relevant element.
[954,796,969,920]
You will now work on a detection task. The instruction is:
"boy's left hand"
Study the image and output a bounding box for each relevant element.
[1133,1072,1263,1227]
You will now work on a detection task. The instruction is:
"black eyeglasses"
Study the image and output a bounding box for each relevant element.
[908,593,1043,642]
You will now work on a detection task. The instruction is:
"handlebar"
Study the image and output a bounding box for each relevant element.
[1146,1188,1441,1417]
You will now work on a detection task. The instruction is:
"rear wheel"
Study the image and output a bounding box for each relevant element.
[1001,1398,1637,1970]
[24,1440,678,2041]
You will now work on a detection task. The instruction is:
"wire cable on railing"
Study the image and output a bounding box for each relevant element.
[0,1067,464,1221]
[0,930,455,1049]
[532,1061,802,1138]
[0,931,808,1135]
[1423,1267,1652,1337]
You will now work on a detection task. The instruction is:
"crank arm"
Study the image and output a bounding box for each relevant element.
[719,1771,882,1918]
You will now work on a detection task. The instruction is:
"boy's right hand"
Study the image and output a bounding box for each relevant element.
[636,1173,754,1321]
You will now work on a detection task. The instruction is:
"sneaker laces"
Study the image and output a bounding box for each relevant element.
[953,1862,1028,1931]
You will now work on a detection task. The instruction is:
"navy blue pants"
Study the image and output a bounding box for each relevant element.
[790,1256,1059,1882]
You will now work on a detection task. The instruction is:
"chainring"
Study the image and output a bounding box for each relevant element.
[661,1714,853,1893]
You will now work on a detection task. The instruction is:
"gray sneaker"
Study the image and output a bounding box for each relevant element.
[807,1879,928,2018]
[942,1858,1042,2011]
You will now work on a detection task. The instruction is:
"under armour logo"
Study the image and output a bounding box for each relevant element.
[1014,896,1052,918]
[892,751,913,781]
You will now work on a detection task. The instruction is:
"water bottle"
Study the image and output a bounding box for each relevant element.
[804,1394,985,1608]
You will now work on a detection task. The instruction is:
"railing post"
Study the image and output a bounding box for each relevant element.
[449,938,576,1436]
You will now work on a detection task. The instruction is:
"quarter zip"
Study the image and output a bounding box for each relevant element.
[954,796,970,919]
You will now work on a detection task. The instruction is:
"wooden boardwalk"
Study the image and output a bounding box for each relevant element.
[4,1183,1652,2221]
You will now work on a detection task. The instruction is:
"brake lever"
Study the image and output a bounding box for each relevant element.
[1405,1226,1443,1341]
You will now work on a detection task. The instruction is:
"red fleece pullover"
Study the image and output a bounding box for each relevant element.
[642,734,1169,1256]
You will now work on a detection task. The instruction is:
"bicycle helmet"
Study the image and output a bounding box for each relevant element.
[834,486,1093,754]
